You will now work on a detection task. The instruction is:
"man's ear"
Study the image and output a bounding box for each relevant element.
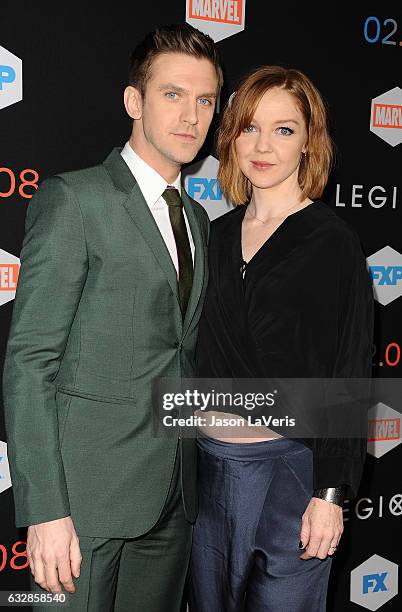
[124,86,143,120]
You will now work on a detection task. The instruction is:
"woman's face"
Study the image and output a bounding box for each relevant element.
[235,87,308,192]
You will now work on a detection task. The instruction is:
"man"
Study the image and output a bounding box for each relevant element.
[3,23,222,611]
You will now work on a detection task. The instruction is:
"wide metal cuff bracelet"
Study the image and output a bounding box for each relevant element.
[312,486,346,507]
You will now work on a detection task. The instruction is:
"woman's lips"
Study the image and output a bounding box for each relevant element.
[251,161,274,170]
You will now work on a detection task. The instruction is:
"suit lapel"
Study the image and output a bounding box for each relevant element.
[103,148,180,308]
[103,148,206,335]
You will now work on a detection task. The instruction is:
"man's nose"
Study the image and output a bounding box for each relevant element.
[182,100,199,125]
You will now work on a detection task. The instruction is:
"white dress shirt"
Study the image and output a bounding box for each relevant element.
[121,141,195,276]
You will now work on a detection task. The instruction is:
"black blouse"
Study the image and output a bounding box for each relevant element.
[195,200,374,499]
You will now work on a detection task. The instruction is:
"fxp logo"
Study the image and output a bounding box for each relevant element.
[0,45,22,110]
[351,554,398,610]
[367,246,402,306]
[184,155,235,220]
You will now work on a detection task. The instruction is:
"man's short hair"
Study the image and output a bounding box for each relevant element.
[128,23,223,97]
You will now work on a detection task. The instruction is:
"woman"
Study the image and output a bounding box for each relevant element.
[189,66,374,612]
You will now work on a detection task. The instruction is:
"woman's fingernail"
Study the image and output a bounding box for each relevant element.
[298,540,304,549]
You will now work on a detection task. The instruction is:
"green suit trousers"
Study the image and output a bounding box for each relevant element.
[30,448,191,611]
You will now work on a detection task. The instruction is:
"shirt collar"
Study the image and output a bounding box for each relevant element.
[120,141,181,208]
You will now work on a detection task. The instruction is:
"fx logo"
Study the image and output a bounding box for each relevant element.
[187,177,222,200]
[351,554,398,610]
[369,266,402,286]
[0,45,22,110]
[363,573,387,594]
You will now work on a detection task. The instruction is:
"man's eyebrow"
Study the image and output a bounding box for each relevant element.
[158,83,187,92]
[158,83,217,98]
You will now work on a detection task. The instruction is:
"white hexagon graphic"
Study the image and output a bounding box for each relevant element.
[367,402,401,459]
[0,248,20,306]
[186,0,246,42]
[367,246,402,306]
[351,554,398,611]
[370,87,402,147]
[184,155,235,220]
[0,45,23,110]
[0,440,12,494]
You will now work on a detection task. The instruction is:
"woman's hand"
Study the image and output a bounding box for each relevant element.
[299,497,344,560]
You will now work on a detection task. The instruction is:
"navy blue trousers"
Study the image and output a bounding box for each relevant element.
[189,436,332,612]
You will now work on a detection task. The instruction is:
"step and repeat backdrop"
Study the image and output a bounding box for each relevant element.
[0,2,401,610]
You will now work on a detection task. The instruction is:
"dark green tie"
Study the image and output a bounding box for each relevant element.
[163,187,193,319]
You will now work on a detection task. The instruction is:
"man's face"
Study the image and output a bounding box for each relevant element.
[125,52,219,178]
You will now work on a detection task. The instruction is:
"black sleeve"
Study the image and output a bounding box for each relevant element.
[311,229,374,499]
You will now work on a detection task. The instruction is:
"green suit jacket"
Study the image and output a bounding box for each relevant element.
[2,148,210,537]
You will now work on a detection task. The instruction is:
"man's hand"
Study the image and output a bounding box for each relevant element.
[299,497,344,560]
[27,516,82,593]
